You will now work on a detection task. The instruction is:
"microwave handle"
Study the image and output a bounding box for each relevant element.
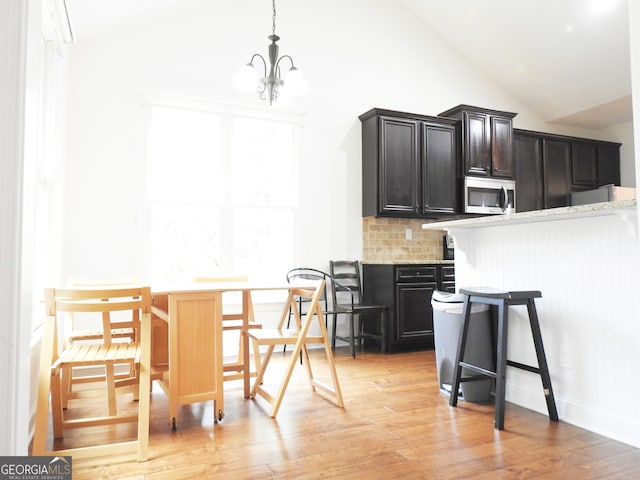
[500,185,508,212]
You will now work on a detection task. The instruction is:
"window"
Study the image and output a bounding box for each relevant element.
[147,103,299,282]
[30,41,59,333]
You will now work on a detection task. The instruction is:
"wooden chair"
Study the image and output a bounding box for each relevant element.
[245,279,344,417]
[194,276,263,381]
[61,278,140,410]
[33,285,153,462]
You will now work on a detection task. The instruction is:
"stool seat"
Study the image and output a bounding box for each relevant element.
[450,287,558,430]
[459,288,541,301]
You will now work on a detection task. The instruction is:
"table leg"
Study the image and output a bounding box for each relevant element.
[242,291,251,397]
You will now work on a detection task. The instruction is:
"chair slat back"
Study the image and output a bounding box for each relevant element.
[63,279,141,345]
[46,287,150,320]
[329,260,364,305]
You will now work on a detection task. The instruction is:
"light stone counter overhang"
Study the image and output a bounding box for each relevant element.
[422,199,637,231]
[361,260,454,265]
[422,199,637,267]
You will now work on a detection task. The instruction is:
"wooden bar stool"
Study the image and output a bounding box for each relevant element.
[449,287,559,430]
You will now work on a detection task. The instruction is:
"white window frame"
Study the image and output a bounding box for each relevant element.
[141,93,306,287]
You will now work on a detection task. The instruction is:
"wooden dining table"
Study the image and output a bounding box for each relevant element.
[149,280,299,429]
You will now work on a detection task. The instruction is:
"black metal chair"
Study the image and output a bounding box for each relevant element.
[286,268,333,325]
[285,268,334,357]
[329,260,386,358]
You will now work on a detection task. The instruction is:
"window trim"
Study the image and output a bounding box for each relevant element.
[140,91,306,126]
[142,92,305,283]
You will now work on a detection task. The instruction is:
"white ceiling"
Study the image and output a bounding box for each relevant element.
[398,0,632,130]
[66,0,632,130]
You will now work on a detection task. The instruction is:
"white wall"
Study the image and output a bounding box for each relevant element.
[62,0,636,283]
[604,121,636,188]
[1,0,32,456]
[631,0,640,201]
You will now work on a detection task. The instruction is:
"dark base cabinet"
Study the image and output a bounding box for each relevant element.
[362,263,455,352]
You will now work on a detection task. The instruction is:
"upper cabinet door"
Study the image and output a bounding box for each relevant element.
[543,138,572,208]
[571,141,598,188]
[421,122,458,215]
[464,112,490,176]
[378,116,421,216]
[597,143,621,187]
[491,116,514,178]
[439,105,517,179]
[514,132,543,212]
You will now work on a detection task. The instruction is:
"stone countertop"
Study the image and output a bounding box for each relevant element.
[421,199,637,230]
[361,260,455,265]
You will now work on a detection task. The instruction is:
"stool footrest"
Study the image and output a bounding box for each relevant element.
[459,362,497,380]
[459,374,492,384]
[507,360,541,375]
[460,360,542,379]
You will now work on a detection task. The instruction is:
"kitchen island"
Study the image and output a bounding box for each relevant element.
[423,199,639,448]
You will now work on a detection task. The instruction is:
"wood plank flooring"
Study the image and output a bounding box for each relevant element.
[40,348,640,479]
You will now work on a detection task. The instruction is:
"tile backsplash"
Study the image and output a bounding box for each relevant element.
[362,217,447,263]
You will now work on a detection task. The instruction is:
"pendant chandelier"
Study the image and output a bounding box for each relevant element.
[232,0,308,105]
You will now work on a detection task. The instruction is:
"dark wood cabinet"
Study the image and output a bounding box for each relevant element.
[514,128,621,210]
[396,280,437,345]
[571,140,598,189]
[543,138,572,208]
[440,265,456,293]
[492,116,516,177]
[370,115,420,216]
[514,132,543,212]
[597,143,622,186]
[422,122,459,214]
[439,104,517,179]
[361,105,623,218]
[462,111,489,176]
[360,108,459,218]
[362,263,455,352]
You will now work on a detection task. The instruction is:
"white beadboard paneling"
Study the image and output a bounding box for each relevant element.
[451,210,640,448]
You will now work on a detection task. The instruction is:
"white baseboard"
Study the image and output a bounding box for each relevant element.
[507,383,640,449]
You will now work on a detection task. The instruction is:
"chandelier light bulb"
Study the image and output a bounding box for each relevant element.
[284,67,308,97]
[232,63,259,93]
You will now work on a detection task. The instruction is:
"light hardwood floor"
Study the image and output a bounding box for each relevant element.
[38,348,640,479]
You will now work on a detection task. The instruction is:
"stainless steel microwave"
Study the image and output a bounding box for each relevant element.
[464,176,516,214]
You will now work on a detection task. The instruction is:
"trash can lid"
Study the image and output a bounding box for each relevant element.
[432,290,466,303]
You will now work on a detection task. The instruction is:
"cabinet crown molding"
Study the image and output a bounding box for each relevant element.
[438,104,517,119]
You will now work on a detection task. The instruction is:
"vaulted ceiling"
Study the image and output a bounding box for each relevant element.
[398,0,631,130]
[68,0,632,130]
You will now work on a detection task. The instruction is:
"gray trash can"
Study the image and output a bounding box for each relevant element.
[431,291,493,402]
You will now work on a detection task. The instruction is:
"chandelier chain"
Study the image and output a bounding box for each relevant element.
[272,0,276,36]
